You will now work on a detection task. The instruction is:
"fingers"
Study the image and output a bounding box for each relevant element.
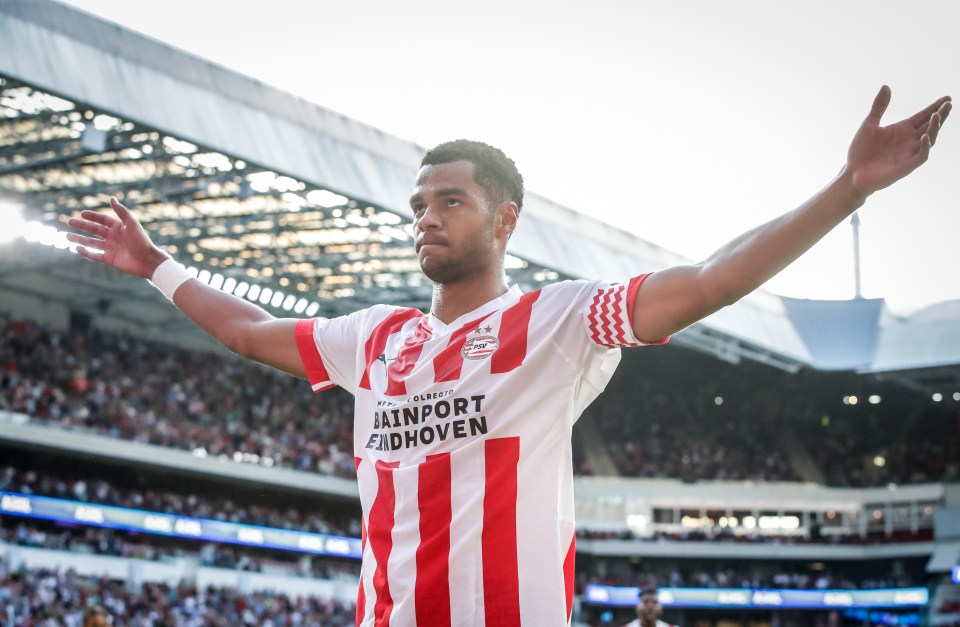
[915,133,933,166]
[917,101,952,147]
[66,232,105,250]
[74,244,107,264]
[937,99,952,129]
[926,112,944,146]
[67,216,109,238]
[70,197,137,228]
[110,197,135,223]
[865,85,891,126]
[908,95,952,129]
[67,197,140,239]
[75,209,118,229]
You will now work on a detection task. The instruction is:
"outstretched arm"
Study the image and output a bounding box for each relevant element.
[631,86,952,342]
[66,198,306,378]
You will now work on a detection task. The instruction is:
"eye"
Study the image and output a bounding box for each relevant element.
[411,203,425,216]
[446,197,461,207]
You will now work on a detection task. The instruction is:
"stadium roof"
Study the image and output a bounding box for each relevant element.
[0,0,958,391]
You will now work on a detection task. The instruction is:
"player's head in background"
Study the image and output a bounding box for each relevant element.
[411,140,524,285]
[637,587,664,626]
[82,606,110,627]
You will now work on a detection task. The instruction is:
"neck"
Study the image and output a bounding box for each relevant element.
[430,272,509,324]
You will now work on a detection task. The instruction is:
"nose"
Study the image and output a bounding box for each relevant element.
[415,203,441,232]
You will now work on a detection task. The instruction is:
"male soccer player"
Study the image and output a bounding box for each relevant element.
[66,87,949,626]
[623,588,677,627]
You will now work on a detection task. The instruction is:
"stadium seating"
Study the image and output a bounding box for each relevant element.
[4,317,956,487]
[0,555,355,625]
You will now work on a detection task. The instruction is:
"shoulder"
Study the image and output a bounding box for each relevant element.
[538,277,640,305]
[540,278,613,294]
[534,278,621,308]
[365,303,422,320]
[332,304,422,327]
[309,304,423,342]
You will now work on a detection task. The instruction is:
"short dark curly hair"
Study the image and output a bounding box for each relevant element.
[421,139,524,211]
[83,606,109,627]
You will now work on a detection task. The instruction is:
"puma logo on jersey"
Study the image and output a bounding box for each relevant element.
[377,352,397,364]
[461,335,500,360]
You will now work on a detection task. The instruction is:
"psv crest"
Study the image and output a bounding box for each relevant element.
[461,334,499,360]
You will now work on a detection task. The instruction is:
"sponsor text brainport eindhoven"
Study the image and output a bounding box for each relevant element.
[366,393,488,451]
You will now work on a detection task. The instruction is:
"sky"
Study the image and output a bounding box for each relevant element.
[59,0,960,314]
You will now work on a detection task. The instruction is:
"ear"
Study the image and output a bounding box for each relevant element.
[496,201,519,239]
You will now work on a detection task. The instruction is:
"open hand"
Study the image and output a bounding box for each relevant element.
[846,86,951,196]
[66,197,169,279]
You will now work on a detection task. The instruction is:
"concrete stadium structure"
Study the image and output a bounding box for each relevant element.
[2,1,959,388]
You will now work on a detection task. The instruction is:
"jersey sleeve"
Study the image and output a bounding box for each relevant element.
[583,273,670,348]
[294,311,366,394]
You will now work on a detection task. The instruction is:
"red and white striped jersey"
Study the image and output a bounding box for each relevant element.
[295,274,666,626]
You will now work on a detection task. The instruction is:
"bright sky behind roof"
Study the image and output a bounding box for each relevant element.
[61,0,960,315]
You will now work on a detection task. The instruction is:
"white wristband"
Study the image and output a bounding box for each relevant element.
[150,258,192,301]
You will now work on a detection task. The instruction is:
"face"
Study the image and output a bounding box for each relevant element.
[409,160,513,285]
[639,592,662,622]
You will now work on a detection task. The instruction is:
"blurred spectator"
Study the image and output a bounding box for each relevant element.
[82,605,109,627]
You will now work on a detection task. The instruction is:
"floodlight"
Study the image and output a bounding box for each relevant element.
[0,203,27,244]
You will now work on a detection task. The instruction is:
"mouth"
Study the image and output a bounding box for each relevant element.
[416,238,447,253]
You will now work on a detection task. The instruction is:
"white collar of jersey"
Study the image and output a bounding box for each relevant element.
[427,285,524,332]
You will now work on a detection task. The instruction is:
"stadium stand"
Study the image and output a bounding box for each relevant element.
[1,313,955,626]
[0,461,361,537]
[573,555,923,593]
[4,316,956,489]
[0,518,361,580]
[1,317,356,479]
[586,344,959,487]
[0,555,356,626]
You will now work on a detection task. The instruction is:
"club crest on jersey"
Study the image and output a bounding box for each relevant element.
[461,335,499,360]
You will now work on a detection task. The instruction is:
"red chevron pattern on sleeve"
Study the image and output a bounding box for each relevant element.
[587,274,670,347]
[587,284,640,348]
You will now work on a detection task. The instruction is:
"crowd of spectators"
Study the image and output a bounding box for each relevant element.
[575,526,933,545]
[587,349,802,483]
[2,521,924,626]
[2,521,140,560]
[586,346,959,486]
[936,600,960,626]
[0,462,364,580]
[1,318,356,479]
[0,556,355,626]
[1,317,957,487]
[574,557,920,594]
[0,519,360,580]
[0,465,362,538]
[797,399,960,487]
